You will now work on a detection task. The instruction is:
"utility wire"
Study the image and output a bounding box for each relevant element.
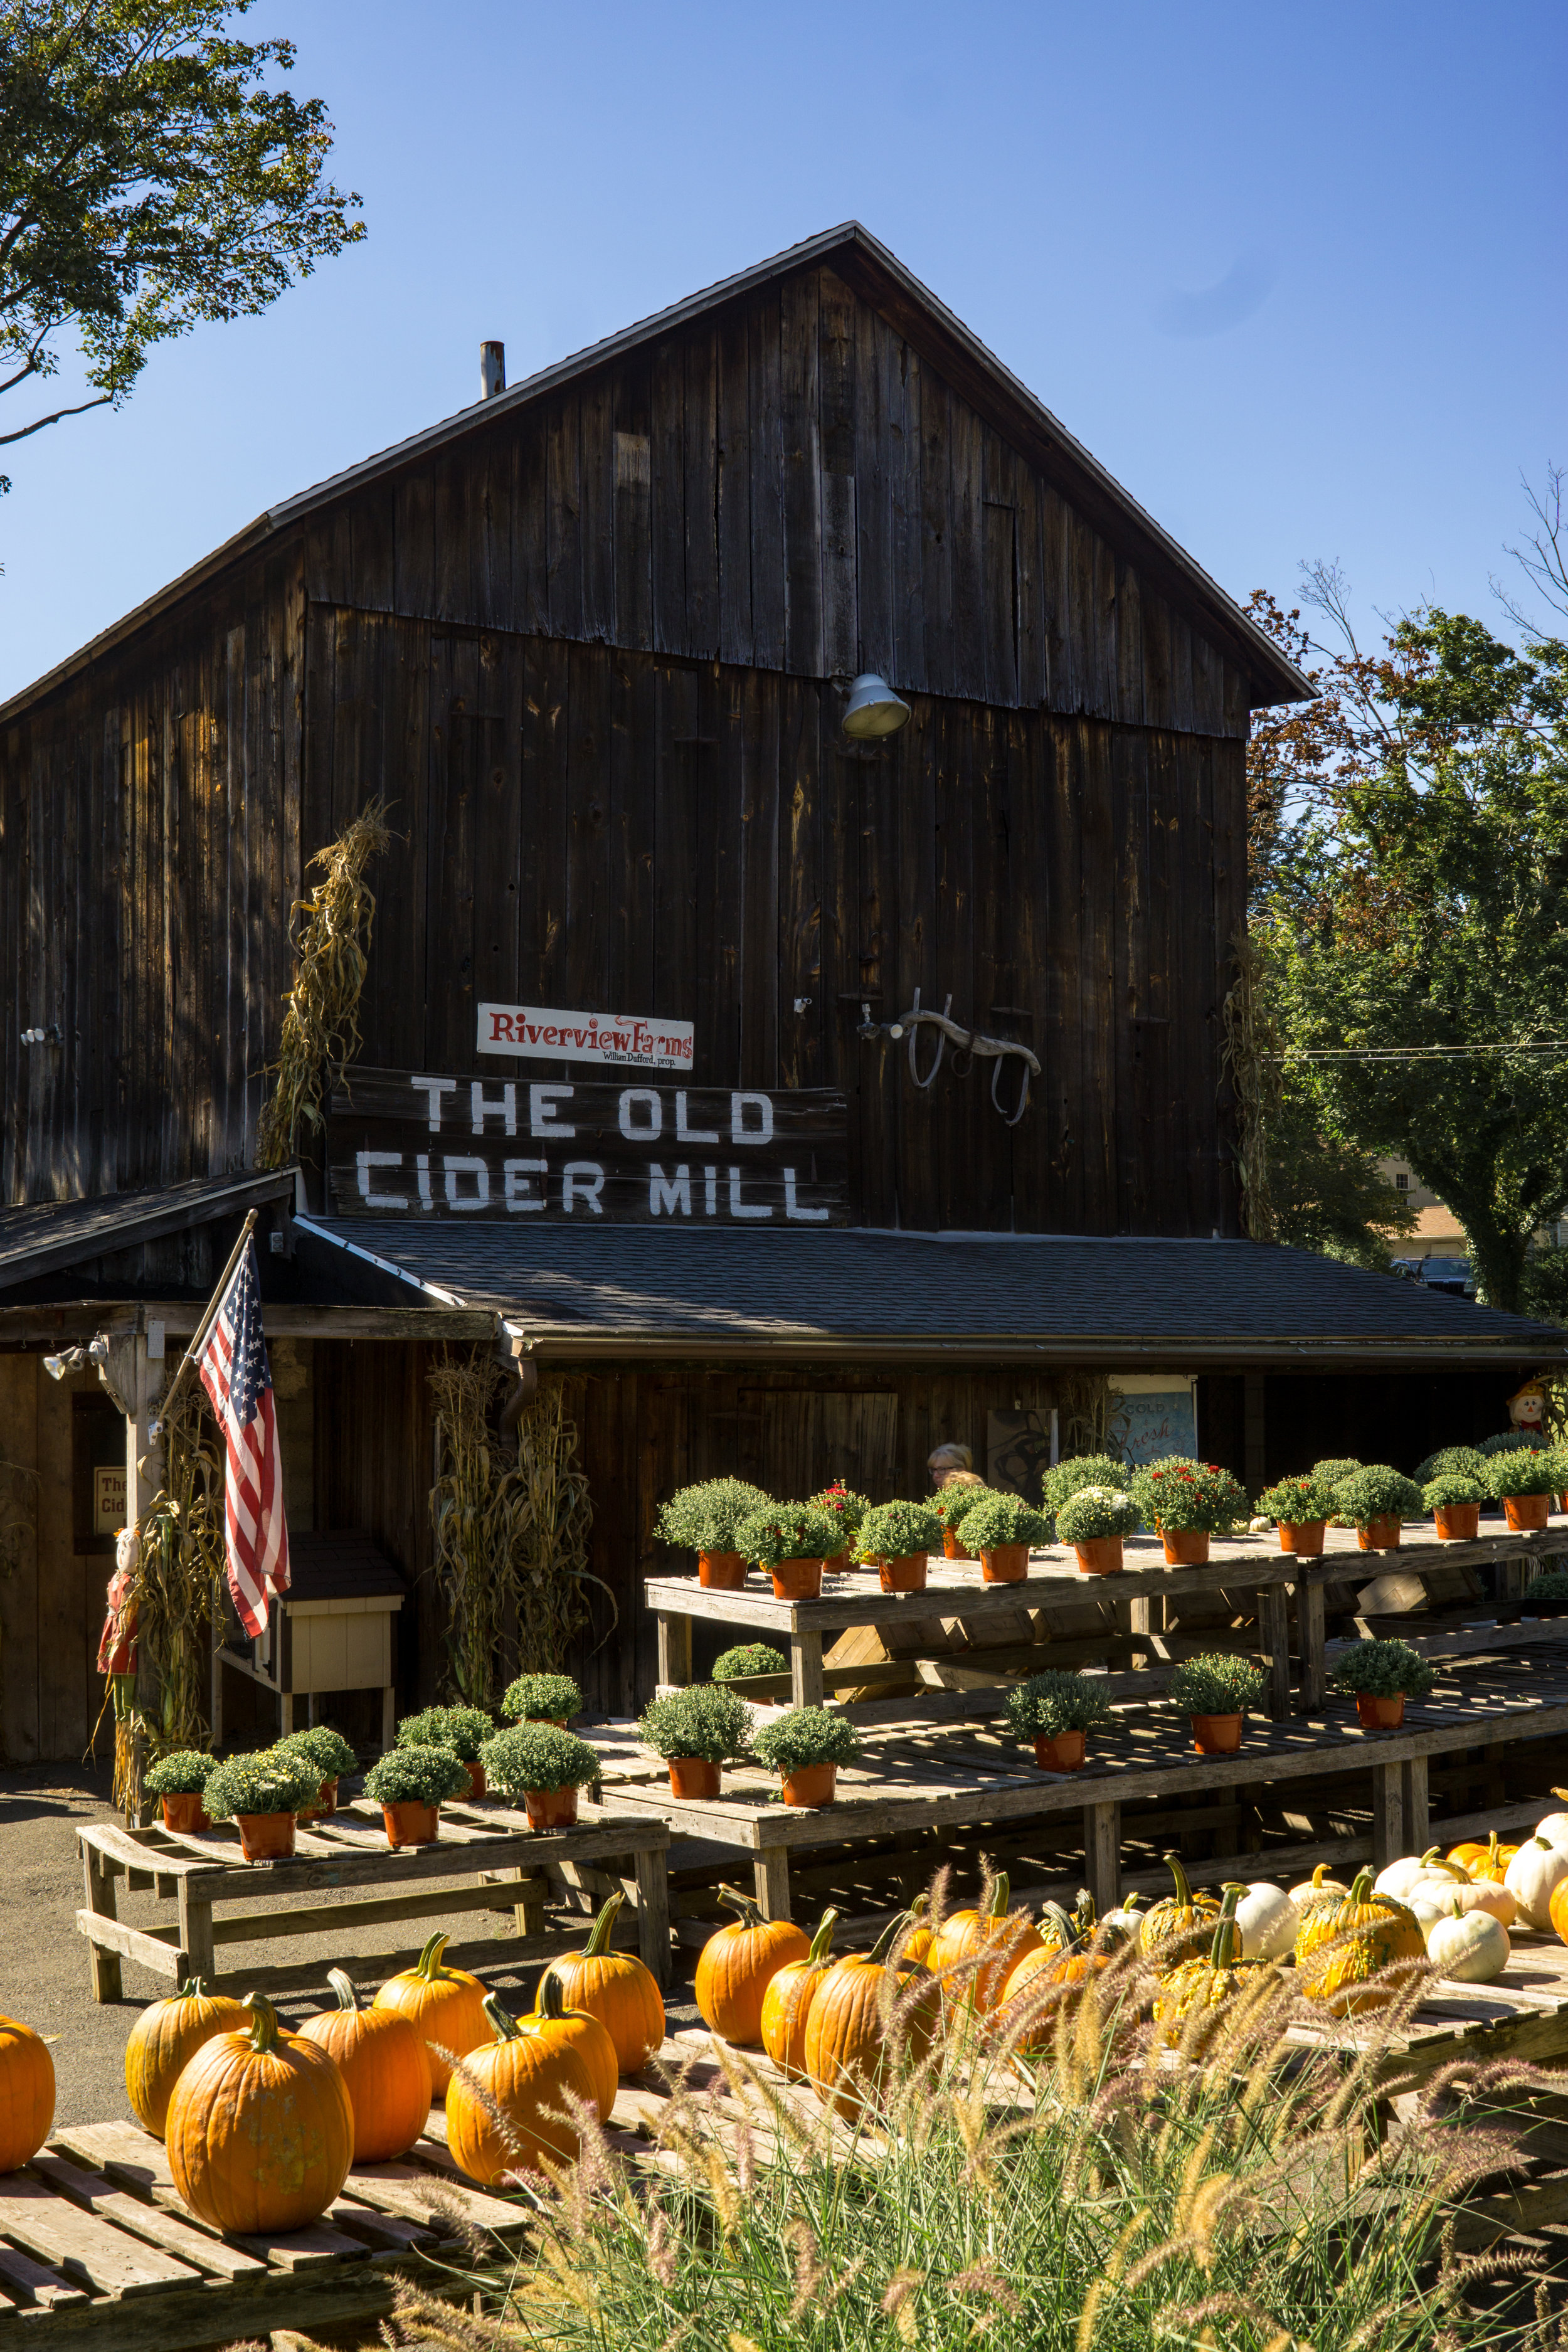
[1269,1042,1568,1062]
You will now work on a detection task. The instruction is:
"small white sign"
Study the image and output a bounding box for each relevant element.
[94,1465,127,1535]
[477,1003,694,1072]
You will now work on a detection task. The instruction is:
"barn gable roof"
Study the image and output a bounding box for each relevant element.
[0,221,1313,724]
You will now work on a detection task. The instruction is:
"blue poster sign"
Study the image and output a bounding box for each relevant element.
[1113,1385,1198,1466]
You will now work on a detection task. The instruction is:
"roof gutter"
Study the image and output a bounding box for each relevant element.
[475,1331,1566,1368]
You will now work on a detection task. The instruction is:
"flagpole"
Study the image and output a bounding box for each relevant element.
[148,1209,260,1442]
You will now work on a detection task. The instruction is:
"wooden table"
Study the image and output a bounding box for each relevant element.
[593,1649,1568,1919]
[75,1794,672,2001]
[649,1522,1568,1720]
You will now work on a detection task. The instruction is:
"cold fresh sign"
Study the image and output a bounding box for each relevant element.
[476,1002,694,1071]
[326,1069,847,1226]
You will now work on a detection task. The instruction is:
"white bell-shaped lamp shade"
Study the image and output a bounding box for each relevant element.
[841,672,911,739]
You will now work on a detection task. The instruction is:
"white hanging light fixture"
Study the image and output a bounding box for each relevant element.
[840,672,911,739]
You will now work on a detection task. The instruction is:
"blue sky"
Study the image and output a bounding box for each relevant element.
[2,0,1563,698]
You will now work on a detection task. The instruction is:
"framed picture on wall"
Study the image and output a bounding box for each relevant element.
[72,1391,125,1555]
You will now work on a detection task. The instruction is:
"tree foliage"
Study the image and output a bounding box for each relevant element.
[0,0,363,475]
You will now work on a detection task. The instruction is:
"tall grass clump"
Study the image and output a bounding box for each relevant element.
[384,1896,1551,2352]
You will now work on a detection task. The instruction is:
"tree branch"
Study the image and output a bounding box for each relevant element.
[0,391,112,445]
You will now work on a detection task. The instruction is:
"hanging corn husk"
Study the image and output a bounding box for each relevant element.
[1056,1374,1115,1461]
[1220,925,1281,1243]
[255,798,391,1169]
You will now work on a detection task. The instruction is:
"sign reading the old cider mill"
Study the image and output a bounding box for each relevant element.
[327,1069,848,1225]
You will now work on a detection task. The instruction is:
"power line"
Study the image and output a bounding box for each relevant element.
[1271,1042,1568,1062]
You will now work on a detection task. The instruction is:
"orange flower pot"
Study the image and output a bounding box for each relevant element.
[980,1544,1029,1584]
[1190,1712,1242,1756]
[1074,1535,1123,1576]
[699,1549,746,1590]
[1355,1693,1405,1730]
[770,1555,825,1601]
[1162,1529,1210,1566]
[1434,1503,1480,1542]
[160,1793,212,1836]
[465,1762,487,1801]
[525,1784,580,1830]
[298,1774,340,1825]
[236,1811,295,1862]
[667,1756,722,1799]
[824,1549,850,1575]
[1505,1493,1550,1532]
[877,1551,928,1592]
[1033,1730,1086,1773]
[780,1763,837,1808]
[1277,1520,1327,1556]
[942,1528,975,1561]
[1357,1517,1402,1550]
[382,1799,442,1848]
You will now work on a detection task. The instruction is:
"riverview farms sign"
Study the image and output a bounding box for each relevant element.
[326,1069,847,1226]
[476,1002,694,1071]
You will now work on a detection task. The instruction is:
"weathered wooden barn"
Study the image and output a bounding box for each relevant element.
[2,221,1562,1760]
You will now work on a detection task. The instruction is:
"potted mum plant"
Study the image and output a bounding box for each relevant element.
[143,1749,216,1836]
[1330,1637,1434,1730]
[1004,1670,1113,1773]
[654,1478,772,1590]
[956,1491,1049,1584]
[637,1686,753,1799]
[735,1501,843,1601]
[482,1722,600,1829]
[1254,1472,1336,1557]
[1480,1441,1562,1532]
[855,1498,941,1591]
[203,1747,324,1862]
[1424,1470,1486,1544]
[1416,1444,1485,1485]
[809,1482,872,1571]
[712,1643,789,1685]
[1044,1454,1132,1519]
[1132,1459,1248,1566]
[277,1725,358,1820]
[1526,1567,1568,1619]
[1167,1655,1266,1756]
[933,1480,988,1559]
[396,1705,494,1799]
[1055,1485,1141,1576]
[1332,1465,1425,1551]
[750,1705,862,1808]
[363,1742,471,1848]
[502,1673,583,1727]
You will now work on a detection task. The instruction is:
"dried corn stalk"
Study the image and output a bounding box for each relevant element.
[255,799,391,1169]
[1220,925,1281,1243]
[1056,1374,1115,1461]
[428,1353,608,1711]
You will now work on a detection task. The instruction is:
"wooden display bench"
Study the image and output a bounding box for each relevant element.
[594,1649,1568,1920]
[75,1794,672,2003]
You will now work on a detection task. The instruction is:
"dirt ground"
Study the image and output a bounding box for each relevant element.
[0,1761,701,2129]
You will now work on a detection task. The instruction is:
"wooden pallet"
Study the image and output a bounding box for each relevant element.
[76,1796,671,2003]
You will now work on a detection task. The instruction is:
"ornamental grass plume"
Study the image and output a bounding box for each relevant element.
[383,1880,1552,2352]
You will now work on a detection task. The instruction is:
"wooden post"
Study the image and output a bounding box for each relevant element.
[107,1328,165,1820]
[1083,1799,1121,1915]
[1243,1371,1266,1495]
[511,1869,547,1940]
[1115,1592,1151,1670]
[81,1842,122,2003]
[1372,1763,1403,1871]
[753,1845,792,1920]
[1259,1584,1291,1721]
[790,1631,825,1709]
[656,1613,692,1688]
[1401,1754,1430,1856]
[633,1841,672,1986]
[177,1880,216,1983]
[1296,1580,1326,1713]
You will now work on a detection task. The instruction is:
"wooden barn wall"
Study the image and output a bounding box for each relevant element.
[305,620,1246,1237]
[300,266,1253,738]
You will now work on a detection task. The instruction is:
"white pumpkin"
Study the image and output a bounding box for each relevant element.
[1405,1894,1447,1936]
[1503,1834,1568,1929]
[1375,1847,1469,1903]
[1290,1864,1350,1914]
[1535,1793,1568,1848]
[1426,1900,1511,1983]
[1446,1878,1518,1928]
[1232,1881,1299,1963]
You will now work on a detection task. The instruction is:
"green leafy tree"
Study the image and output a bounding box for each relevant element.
[1249,574,1568,1310]
[0,0,363,485]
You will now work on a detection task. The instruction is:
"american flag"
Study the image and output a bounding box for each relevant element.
[198,1241,290,1639]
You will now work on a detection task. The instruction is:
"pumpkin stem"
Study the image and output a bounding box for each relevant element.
[806,1908,840,1966]
[717,1883,766,1931]
[869,1909,915,1966]
[1422,1852,1468,1882]
[176,1977,210,2000]
[984,1870,1011,1920]
[1348,1867,1376,1902]
[1311,1863,1333,1890]
[533,1973,569,2022]
[244,1991,280,2053]
[482,1992,522,2042]
[1162,1851,1195,1908]
[326,1968,362,2011]
[581,1890,627,1957]
[1208,1884,1244,1969]
[909,1893,930,1923]
[413,1931,452,1982]
[1038,1900,1079,1951]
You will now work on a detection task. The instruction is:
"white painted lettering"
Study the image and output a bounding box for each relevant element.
[443,1157,490,1211]
[470,1081,517,1136]
[703,1165,718,1216]
[730,1091,774,1145]
[410,1075,457,1132]
[415,1153,433,1209]
[729,1166,773,1220]
[649,1163,691,1216]
[562,1162,605,1215]
[504,1158,547,1212]
[618,1088,662,1140]
[529,1084,576,1137]
[356,1150,408,1210]
[677,1090,719,1143]
[784,1168,830,1222]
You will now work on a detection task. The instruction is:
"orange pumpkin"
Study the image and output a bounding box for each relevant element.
[527,1971,618,2122]
[124,1978,246,2137]
[760,1909,840,2078]
[924,1873,1044,2014]
[298,1968,433,2161]
[1547,1873,1568,1949]
[166,1992,354,2233]
[373,1932,489,2095]
[0,2013,55,2174]
[541,1890,665,2074]
[694,1885,809,2043]
[1455,1833,1519,1885]
[444,1990,594,2185]
[803,1912,940,2119]
[1140,1853,1222,1963]
[993,1902,1110,2052]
